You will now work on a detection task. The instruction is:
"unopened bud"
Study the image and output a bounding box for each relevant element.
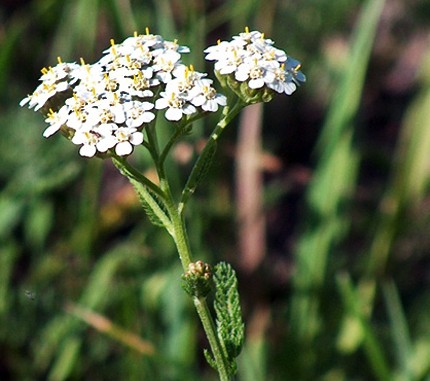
[182,261,213,298]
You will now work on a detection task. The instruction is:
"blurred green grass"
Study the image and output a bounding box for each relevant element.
[2,0,430,380]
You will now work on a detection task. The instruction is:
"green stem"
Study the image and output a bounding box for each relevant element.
[166,201,231,380]
[194,296,231,380]
[129,100,246,380]
[179,99,246,214]
[157,129,233,378]
[159,103,246,378]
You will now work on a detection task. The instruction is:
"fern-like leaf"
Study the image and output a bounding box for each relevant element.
[213,262,245,373]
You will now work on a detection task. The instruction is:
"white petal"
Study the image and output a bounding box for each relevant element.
[56,81,69,92]
[140,111,155,123]
[43,124,61,138]
[112,106,126,124]
[267,81,283,93]
[97,136,117,152]
[155,98,168,110]
[130,131,144,145]
[249,78,264,89]
[218,64,236,75]
[202,101,218,112]
[191,94,206,107]
[284,82,297,95]
[235,70,249,82]
[72,133,86,145]
[264,71,276,83]
[115,141,133,156]
[20,97,30,107]
[140,101,155,111]
[79,144,97,157]
[182,104,196,115]
[216,94,227,106]
[165,108,183,121]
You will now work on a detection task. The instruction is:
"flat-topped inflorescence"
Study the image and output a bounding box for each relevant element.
[21,28,304,158]
[204,27,305,103]
[20,30,226,158]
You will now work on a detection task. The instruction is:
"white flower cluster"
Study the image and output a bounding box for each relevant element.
[20,31,226,157]
[204,28,305,96]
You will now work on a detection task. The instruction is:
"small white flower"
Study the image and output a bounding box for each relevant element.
[234,29,264,45]
[20,80,69,111]
[122,33,164,51]
[171,66,205,96]
[39,61,76,83]
[189,79,226,112]
[43,105,69,137]
[68,62,104,86]
[162,40,190,54]
[72,123,119,157]
[235,58,275,89]
[205,42,248,75]
[155,85,196,121]
[95,124,118,152]
[97,100,126,125]
[260,45,287,63]
[266,64,297,95]
[72,130,101,157]
[66,105,101,131]
[153,49,182,83]
[124,101,155,128]
[65,93,87,112]
[119,73,157,98]
[114,127,144,156]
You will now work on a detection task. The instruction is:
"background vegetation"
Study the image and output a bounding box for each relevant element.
[1,0,430,380]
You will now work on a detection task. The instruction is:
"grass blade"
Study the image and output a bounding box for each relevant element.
[382,281,413,381]
[336,273,391,381]
[290,0,386,341]
[366,47,430,276]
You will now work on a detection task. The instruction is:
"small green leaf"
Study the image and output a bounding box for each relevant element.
[130,178,170,228]
[181,140,217,209]
[204,348,218,370]
[112,157,172,230]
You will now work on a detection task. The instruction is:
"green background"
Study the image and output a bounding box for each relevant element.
[1,0,430,380]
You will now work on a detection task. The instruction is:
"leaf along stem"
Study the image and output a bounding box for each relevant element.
[111,155,165,200]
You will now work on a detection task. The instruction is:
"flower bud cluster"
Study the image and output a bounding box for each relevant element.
[204,28,305,103]
[20,31,226,157]
[182,260,213,298]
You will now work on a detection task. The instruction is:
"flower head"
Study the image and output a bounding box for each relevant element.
[205,27,305,103]
[21,30,226,158]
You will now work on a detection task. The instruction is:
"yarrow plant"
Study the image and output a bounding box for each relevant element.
[21,27,305,381]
